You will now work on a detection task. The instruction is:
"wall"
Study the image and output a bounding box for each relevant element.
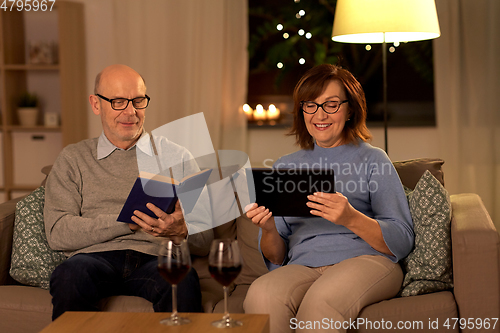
[78,0,115,139]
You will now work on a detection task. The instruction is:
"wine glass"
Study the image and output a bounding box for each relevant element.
[208,239,243,328]
[157,238,192,325]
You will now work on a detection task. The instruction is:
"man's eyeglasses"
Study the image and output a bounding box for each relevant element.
[96,94,150,111]
[300,100,348,115]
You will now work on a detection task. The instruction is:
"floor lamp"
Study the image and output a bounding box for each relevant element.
[331,0,440,154]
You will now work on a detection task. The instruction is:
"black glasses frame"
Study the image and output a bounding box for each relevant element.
[300,100,348,115]
[96,94,150,111]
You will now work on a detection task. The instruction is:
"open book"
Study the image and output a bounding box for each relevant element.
[117,168,212,224]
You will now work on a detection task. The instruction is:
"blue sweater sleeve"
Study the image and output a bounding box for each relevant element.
[365,153,414,261]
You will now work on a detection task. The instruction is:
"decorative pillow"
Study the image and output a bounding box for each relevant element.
[9,186,66,289]
[399,170,453,296]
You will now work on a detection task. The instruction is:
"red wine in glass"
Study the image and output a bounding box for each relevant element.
[208,264,242,287]
[158,262,190,285]
[157,239,191,326]
[208,239,243,328]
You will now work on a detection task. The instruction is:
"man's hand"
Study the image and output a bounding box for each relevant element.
[130,200,188,238]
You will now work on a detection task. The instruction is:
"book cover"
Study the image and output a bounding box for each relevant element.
[117,168,212,224]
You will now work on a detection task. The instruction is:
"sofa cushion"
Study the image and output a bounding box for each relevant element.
[400,170,453,296]
[353,291,458,333]
[0,285,53,333]
[192,220,237,281]
[9,186,66,289]
[393,158,444,190]
[235,215,268,285]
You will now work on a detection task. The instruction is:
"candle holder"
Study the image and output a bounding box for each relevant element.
[244,103,281,126]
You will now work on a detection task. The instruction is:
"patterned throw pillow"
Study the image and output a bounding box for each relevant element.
[9,186,66,289]
[400,170,453,296]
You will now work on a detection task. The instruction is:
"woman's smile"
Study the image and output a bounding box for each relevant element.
[313,123,332,130]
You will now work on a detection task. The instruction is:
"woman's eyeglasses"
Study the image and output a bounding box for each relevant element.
[300,100,348,114]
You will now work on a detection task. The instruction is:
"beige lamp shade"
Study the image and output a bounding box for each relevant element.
[331,0,440,43]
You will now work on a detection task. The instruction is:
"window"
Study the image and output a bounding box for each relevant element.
[248,0,436,127]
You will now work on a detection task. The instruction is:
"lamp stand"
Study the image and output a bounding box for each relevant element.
[382,35,388,154]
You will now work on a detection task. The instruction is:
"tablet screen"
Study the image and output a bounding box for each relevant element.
[248,168,335,217]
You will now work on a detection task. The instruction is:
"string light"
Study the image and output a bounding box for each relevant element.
[305,32,312,39]
[299,58,305,65]
[299,10,305,17]
[283,33,289,39]
[389,46,396,53]
[365,45,372,51]
[277,62,284,69]
[298,29,305,36]
[277,24,283,31]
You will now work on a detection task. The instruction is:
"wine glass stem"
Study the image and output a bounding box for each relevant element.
[171,284,178,320]
[223,285,229,321]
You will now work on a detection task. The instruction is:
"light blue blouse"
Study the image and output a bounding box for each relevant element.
[261,140,414,270]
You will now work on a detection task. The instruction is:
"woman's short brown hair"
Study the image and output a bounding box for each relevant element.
[288,64,372,150]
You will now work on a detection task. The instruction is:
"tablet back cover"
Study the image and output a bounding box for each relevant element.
[248,168,335,217]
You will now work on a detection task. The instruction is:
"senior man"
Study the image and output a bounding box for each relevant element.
[44,64,213,320]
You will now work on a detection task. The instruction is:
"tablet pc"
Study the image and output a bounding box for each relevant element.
[248,168,335,217]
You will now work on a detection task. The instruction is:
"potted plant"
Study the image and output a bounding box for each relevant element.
[17,92,39,127]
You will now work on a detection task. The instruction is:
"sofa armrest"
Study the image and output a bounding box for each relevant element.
[450,193,499,327]
[0,197,24,285]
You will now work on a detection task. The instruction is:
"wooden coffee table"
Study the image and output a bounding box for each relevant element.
[40,311,270,333]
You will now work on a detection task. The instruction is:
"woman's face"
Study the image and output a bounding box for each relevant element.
[303,80,349,148]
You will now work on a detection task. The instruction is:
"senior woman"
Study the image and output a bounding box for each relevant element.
[244,64,414,333]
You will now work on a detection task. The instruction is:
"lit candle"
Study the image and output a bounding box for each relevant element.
[267,104,280,120]
[253,104,266,120]
[243,104,253,120]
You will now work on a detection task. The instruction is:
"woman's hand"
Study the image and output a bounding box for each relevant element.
[131,200,188,238]
[245,203,285,264]
[245,203,276,232]
[306,192,356,227]
[307,192,394,256]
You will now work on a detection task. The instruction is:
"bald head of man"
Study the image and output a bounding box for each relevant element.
[89,64,148,149]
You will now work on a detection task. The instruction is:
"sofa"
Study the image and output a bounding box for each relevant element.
[0,158,499,333]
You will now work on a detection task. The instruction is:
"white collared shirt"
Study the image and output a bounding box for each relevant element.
[97,131,153,160]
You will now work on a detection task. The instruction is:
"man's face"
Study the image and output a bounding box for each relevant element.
[90,67,147,149]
